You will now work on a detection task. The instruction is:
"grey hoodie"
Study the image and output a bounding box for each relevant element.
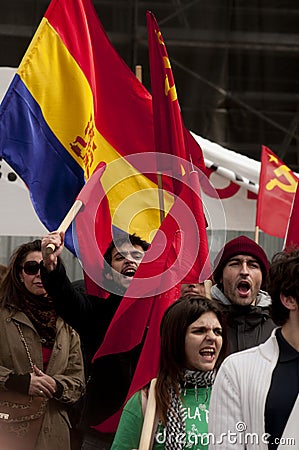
[211,284,272,307]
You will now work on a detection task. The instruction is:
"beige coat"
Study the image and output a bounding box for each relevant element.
[0,306,85,450]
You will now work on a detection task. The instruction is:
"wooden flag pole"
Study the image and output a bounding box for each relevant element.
[137,378,157,450]
[254,225,259,244]
[45,199,83,254]
[157,172,165,224]
[204,279,212,299]
[135,65,142,83]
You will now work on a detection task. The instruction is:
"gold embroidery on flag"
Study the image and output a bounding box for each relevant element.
[266,164,297,193]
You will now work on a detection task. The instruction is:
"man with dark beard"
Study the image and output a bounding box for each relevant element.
[210,235,275,354]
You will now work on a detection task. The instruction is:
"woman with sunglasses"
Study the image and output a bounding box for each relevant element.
[111,296,227,450]
[0,239,85,450]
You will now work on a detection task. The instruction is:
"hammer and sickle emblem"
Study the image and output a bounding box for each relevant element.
[157,31,164,46]
[266,165,297,193]
[164,74,177,101]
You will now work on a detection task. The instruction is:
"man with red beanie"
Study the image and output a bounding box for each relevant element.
[210,235,275,354]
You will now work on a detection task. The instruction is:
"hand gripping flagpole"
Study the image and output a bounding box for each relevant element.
[45,162,106,255]
[45,199,83,254]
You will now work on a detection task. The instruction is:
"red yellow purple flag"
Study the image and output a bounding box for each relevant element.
[0,0,204,253]
[256,146,298,238]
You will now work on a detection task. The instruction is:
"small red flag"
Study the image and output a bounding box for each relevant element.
[74,163,112,298]
[256,146,298,238]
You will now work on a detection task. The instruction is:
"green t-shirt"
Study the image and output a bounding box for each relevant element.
[111,386,212,450]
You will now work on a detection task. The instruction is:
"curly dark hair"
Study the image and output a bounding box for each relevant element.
[103,233,149,281]
[155,295,227,426]
[267,249,299,326]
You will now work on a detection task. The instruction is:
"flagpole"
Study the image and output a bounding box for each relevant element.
[204,279,212,299]
[157,172,165,223]
[254,225,259,244]
[135,64,142,83]
[137,378,157,450]
[45,199,83,254]
[190,160,212,297]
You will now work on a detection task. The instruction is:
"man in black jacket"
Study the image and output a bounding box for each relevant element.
[41,231,149,450]
[210,235,275,354]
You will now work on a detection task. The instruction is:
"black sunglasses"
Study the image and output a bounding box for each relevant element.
[21,260,42,276]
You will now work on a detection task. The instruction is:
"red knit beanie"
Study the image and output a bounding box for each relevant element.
[213,235,269,285]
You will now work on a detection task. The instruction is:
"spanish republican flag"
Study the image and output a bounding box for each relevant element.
[0,0,205,252]
[256,146,298,238]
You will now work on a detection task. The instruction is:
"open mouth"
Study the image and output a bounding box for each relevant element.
[199,348,215,361]
[237,280,251,296]
[121,267,136,277]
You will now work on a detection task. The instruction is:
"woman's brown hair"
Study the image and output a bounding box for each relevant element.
[0,239,42,308]
[155,295,227,426]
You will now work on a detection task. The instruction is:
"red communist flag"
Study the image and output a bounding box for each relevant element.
[256,146,298,238]
[146,10,206,192]
[91,169,211,432]
[92,230,182,433]
[93,169,211,359]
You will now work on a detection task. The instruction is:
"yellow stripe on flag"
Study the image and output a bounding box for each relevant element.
[17,18,173,241]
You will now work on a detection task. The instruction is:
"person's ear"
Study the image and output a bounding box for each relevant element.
[104,272,113,281]
[280,294,297,311]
